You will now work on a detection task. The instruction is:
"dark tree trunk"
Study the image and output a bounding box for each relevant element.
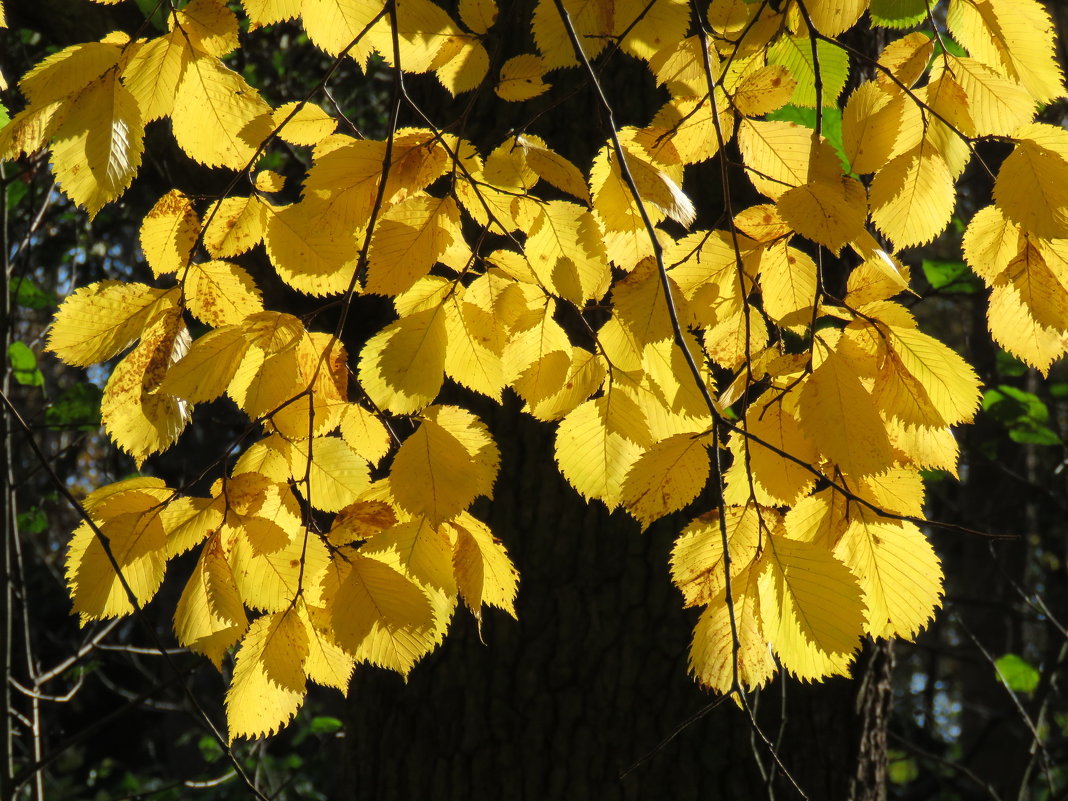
[339,398,894,801]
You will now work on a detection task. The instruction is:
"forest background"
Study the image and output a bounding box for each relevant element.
[1,0,1067,799]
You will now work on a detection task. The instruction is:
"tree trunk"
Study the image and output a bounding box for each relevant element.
[339,397,894,800]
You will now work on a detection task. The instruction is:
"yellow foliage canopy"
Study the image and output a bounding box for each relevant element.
[9,0,1065,741]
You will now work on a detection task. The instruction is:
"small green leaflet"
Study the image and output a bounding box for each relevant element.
[8,342,44,387]
[995,653,1040,693]
[12,277,58,309]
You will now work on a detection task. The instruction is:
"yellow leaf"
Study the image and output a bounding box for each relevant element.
[798,345,894,477]
[203,195,267,258]
[233,435,293,484]
[554,389,652,509]
[531,0,612,68]
[778,175,868,255]
[302,0,381,61]
[885,323,982,426]
[19,41,120,105]
[183,260,264,326]
[842,82,905,175]
[946,0,1064,105]
[365,195,460,295]
[322,551,436,674]
[50,72,144,216]
[263,199,360,296]
[670,504,766,608]
[782,490,849,548]
[0,101,66,161]
[642,335,712,421]
[299,604,355,691]
[101,312,191,466]
[225,611,307,741]
[993,123,1068,239]
[287,436,370,513]
[689,570,776,693]
[877,32,935,90]
[755,240,817,325]
[611,258,683,347]
[140,190,199,277]
[358,305,447,414]
[47,281,177,367]
[647,35,714,96]
[229,520,329,612]
[940,56,1036,138]
[160,495,223,557]
[339,404,391,465]
[803,0,867,36]
[858,467,925,518]
[330,501,399,546]
[495,54,550,101]
[962,204,1023,284]
[758,534,863,681]
[731,65,796,117]
[390,405,498,525]
[363,518,457,594]
[66,488,172,620]
[443,290,507,401]
[738,119,826,200]
[242,0,302,28]
[174,534,247,667]
[613,0,690,61]
[845,253,912,305]
[446,511,518,619]
[122,31,191,122]
[175,0,240,58]
[171,54,272,169]
[272,101,337,147]
[529,347,606,421]
[526,200,611,305]
[434,37,490,95]
[158,325,250,404]
[514,134,591,203]
[987,283,1068,375]
[459,0,497,33]
[835,517,943,639]
[651,92,734,166]
[704,306,768,370]
[365,0,464,74]
[620,432,711,528]
[740,393,819,506]
[254,170,285,193]
[869,145,955,249]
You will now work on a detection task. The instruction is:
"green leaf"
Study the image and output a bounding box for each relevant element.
[996,350,1030,378]
[995,653,1040,693]
[197,735,224,764]
[766,105,849,172]
[1008,425,1061,446]
[45,383,103,430]
[983,385,1048,423]
[870,0,927,28]
[919,468,948,483]
[17,508,48,535]
[6,180,27,210]
[982,385,1061,446]
[887,749,919,784]
[0,101,10,130]
[309,716,343,734]
[11,277,57,309]
[767,36,850,109]
[921,259,981,294]
[7,342,44,387]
